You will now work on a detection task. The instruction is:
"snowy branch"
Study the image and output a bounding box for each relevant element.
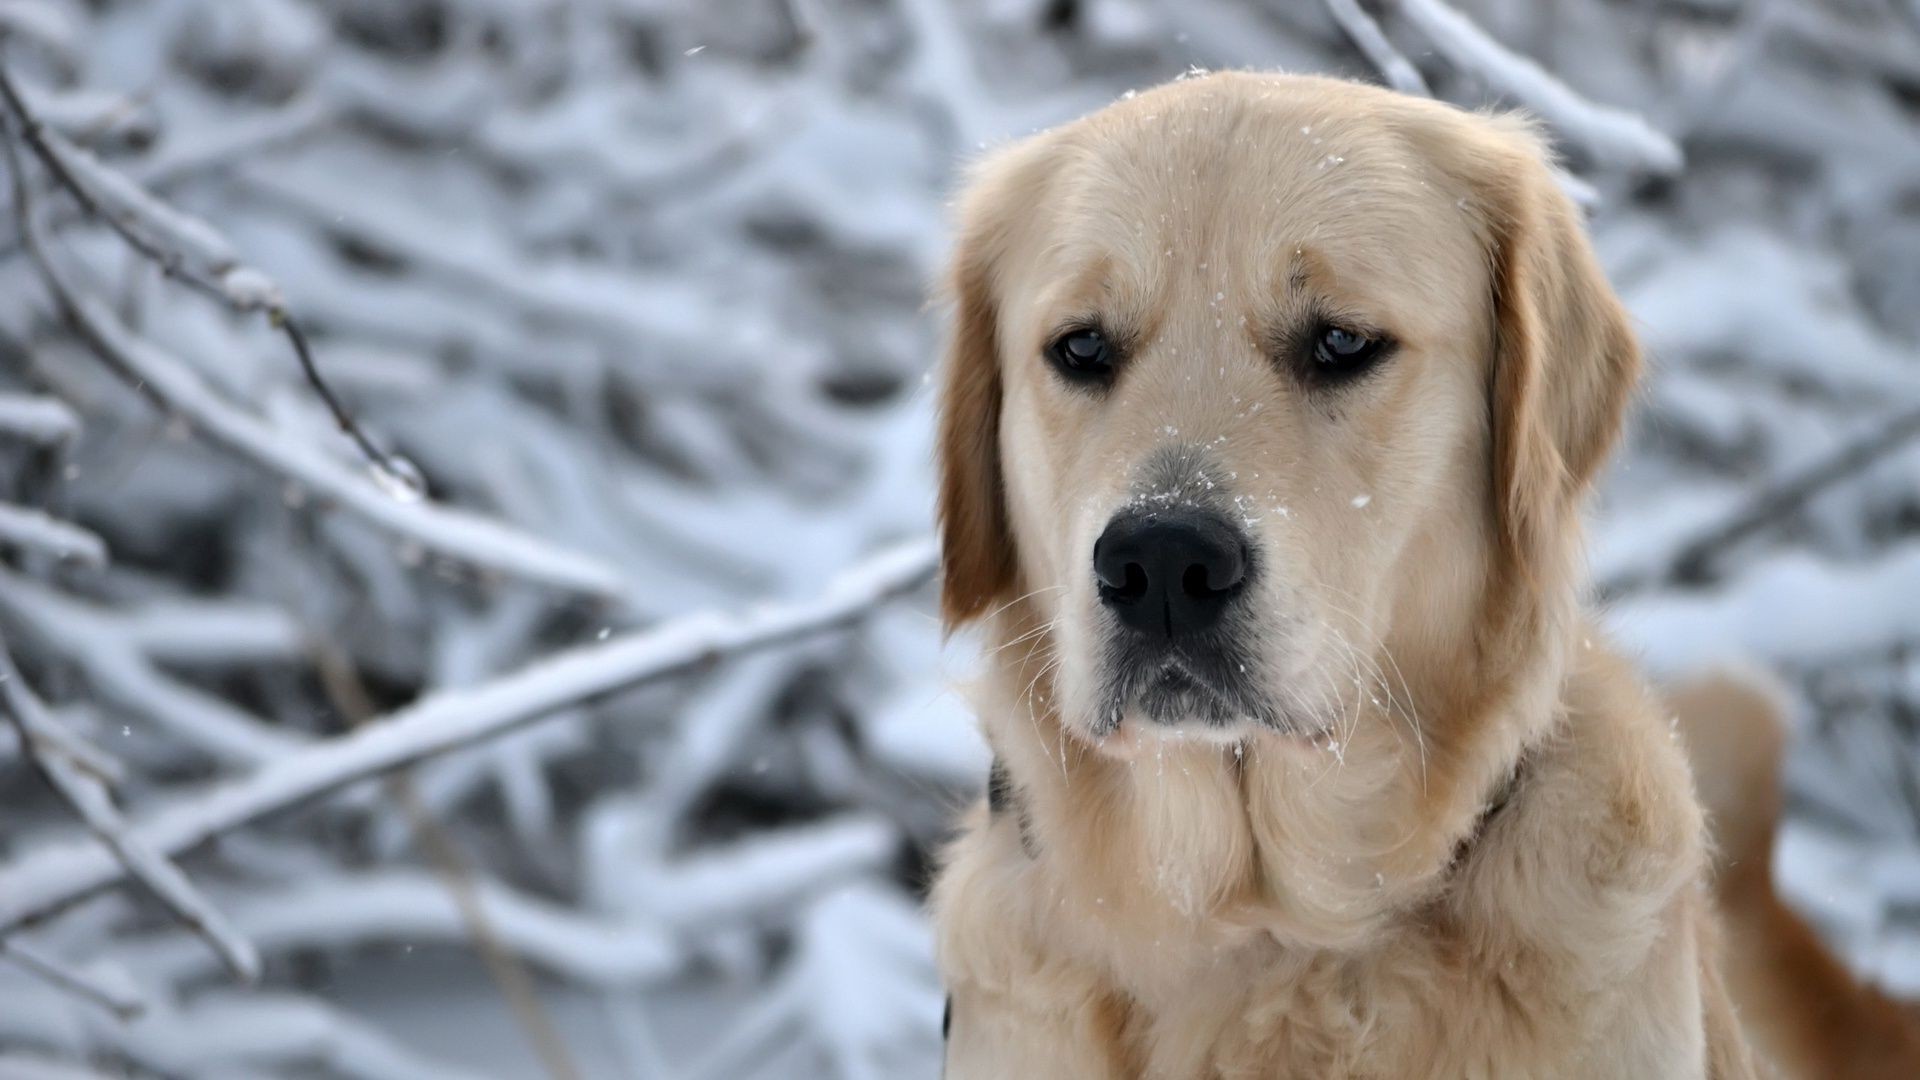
[1396,0,1684,174]
[0,935,146,1019]
[0,501,105,566]
[1324,0,1431,96]
[1607,403,1920,594]
[0,637,261,983]
[0,393,78,444]
[0,568,306,764]
[5,136,631,598]
[0,61,416,486]
[0,537,936,934]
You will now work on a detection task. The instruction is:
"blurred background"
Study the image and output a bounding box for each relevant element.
[0,0,1916,1077]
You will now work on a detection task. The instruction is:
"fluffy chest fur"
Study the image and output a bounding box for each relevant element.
[933,639,1712,1079]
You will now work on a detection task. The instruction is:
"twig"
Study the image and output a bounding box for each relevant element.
[0,536,936,934]
[0,501,106,566]
[313,639,582,1080]
[1395,0,1684,174]
[0,936,145,1019]
[1324,0,1431,95]
[3,128,629,598]
[1613,402,1920,592]
[0,635,261,982]
[0,62,412,489]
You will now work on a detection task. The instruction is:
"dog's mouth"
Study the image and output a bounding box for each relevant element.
[1095,640,1278,737]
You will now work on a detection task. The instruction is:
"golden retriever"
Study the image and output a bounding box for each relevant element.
[927,71,1919,1078]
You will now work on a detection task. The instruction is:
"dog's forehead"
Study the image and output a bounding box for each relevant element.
[1043,78,1475,307]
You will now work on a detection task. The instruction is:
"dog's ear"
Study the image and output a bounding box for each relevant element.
[1468,119,1642,580]
[935,136,1057,629]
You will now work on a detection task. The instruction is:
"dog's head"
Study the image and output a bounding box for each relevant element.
[937,73,1637,757]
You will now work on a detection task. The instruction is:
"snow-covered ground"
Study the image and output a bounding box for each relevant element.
[0,0,1916,1076]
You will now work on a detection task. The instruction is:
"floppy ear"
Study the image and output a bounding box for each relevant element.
[935,137,1056,629]
[1475,121,1642,579]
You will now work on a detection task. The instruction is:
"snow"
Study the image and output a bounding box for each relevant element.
[0,503,105,567]
[0,0,1916,1074]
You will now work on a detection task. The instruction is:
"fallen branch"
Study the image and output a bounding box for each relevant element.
[0,637,260,982]
[0,536,937,934]
[1395,0,1683,174]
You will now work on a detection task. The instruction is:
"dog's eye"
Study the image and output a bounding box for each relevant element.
[1047,328,1115,382]
[1313,325,1385,371]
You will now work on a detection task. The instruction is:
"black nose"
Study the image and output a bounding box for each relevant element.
[1093,509,1249,641]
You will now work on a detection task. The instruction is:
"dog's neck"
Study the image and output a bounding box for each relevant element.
[975,559,1579,959]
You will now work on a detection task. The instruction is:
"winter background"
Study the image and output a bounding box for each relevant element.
[0,0,1916,1076]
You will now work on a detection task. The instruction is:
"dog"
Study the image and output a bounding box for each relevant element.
[927,71,1920,1078]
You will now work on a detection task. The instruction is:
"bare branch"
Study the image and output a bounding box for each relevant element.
[0,536,936,934]
[0,637,261,982]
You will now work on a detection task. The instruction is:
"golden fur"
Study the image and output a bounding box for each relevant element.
[929,69,1918,1079]
[930,71,1740,1078]
[1672,673,1920,1080]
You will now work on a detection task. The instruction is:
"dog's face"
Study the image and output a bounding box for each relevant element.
[939,74,1637,758]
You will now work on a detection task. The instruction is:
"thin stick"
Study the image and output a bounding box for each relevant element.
[313,641,582,1080]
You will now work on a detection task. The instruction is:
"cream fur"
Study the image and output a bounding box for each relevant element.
[931,72,1759,1079]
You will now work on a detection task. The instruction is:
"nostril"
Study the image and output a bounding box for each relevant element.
[1183,543,1247,598]
[1101,562,1149,604]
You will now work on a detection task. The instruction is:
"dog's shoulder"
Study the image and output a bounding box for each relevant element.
[1449,626,1711,984]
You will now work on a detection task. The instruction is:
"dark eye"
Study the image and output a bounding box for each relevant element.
[1046,327,1116,382]
[1311,325,1387,375]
